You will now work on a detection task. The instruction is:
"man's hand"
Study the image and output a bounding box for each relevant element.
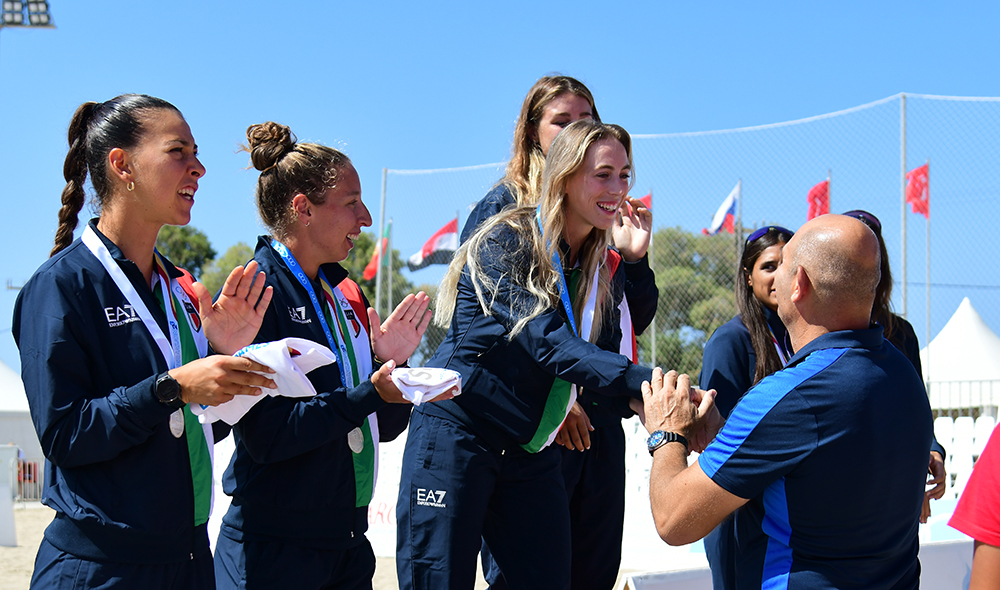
[641,368,718,444]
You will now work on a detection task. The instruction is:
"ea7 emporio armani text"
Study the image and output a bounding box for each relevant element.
[104,305,140,328]
[416,488,447,508]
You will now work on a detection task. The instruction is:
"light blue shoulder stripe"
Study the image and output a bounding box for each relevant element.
[700,347,849,478]
[761,478,793,590]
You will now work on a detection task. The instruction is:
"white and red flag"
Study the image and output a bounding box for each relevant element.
[906,163,929,218]
[806,180,830,220]
[702,183,739,235]
[408,217,459,272]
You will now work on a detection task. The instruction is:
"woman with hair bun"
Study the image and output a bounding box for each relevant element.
[13,94,275,589]
[397,119,658,590]
[213,122,451,590]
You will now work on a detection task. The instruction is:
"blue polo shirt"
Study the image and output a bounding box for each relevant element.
[698,328,931,590]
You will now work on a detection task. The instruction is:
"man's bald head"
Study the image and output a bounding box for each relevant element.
[777,215,881,334]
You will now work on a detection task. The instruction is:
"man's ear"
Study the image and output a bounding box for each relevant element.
[790,266,810,303]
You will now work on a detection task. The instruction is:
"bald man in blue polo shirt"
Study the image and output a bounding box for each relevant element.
[641,214,931,589]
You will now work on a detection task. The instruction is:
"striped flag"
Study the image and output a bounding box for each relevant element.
[408,217,459,272]
[702,183,739,235]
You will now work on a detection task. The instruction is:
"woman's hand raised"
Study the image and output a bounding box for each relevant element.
[196,261,273,355]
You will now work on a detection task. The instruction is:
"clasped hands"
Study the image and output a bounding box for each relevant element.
[635,368,723,454]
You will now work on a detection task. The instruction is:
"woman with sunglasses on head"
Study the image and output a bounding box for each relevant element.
[13,94,275,590]
[842,209,946,524]
[468,74,657,590]
[213,122,452,590]
[698,225,794,589]
[396,120,659,590]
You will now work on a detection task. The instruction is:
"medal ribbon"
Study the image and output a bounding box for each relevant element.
[270,240,375,506]
[82,226,213,526]
[521,209,598,453]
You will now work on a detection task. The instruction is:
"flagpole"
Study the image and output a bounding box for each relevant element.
[736,179,743,246]
[827,169,831,214]
[387,219,394,315]
[735,179,742,268]
[900,94,908,317]
[375,167,388,314]
[648,188,656,368]
[925,158,931,355]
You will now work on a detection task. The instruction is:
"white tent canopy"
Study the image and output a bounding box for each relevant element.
[920,297,1000,383]
[920,297,1000,411]
[0,359,42,460]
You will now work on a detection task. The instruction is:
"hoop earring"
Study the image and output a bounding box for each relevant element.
[126,181,135,192]
[304,219,311,227]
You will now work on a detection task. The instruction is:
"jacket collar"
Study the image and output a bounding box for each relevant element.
[786,326,885,368]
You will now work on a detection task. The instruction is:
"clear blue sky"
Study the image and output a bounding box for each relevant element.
[1,1,999,370]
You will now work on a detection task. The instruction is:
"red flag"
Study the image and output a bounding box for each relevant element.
[407,217,458,272]
[806,180,829,220]
[639,192,652,209]
[906,163,929,219]
[363,223,391,281]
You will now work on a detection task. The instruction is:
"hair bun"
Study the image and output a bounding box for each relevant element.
[246,122,296,172]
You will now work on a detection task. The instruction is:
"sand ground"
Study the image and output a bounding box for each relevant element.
[0,505,492,590]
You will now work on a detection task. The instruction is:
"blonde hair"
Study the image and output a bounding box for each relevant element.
[502,75,600,207]
[438,120,632,341]
[245,121,351,239]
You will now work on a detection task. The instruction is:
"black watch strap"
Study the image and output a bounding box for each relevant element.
[648,430,689,456]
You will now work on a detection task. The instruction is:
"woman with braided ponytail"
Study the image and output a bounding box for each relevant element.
[13,94,276,589]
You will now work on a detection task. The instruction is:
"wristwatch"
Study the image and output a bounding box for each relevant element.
[154,372,185,409]
[647,430,689,456]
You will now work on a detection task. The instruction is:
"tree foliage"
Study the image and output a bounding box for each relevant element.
[342,232,416,320]
[199,242,254,296]
[636,227,742,384]
[156,225,216,278]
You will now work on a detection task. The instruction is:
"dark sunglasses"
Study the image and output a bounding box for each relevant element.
[745,225,794,246]
[842,209,882,234]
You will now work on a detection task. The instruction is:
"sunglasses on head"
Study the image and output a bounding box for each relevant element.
[842,210,882,234]
[745,225,794,246]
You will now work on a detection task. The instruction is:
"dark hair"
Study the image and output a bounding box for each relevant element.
[843,209,895,338]
[736,226,794,384]
[503,75,600,205]
[245,121,351,239]
[52,94,181,256]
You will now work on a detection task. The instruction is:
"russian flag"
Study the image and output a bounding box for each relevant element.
[407,217,459,272]
[702,183,739,235]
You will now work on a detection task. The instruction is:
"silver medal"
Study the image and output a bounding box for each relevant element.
[169,409,185,438]
[347,427,364,453]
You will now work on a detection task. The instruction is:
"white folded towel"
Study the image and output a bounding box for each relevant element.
[192,337,337,425]
[390,367,462,406]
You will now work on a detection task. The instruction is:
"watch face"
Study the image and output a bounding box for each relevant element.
[647,430,665,449]
[156,374,181,404]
